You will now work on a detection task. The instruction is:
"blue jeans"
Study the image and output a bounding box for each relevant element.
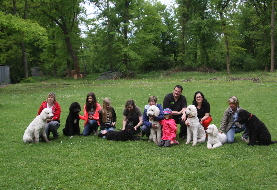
[100,127,115,138]
[82,120,98,136]
[141,125,150,137]
[226,125,248,143]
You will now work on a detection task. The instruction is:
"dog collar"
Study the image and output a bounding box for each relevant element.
[188,116,195,118]
[248,114,253,120]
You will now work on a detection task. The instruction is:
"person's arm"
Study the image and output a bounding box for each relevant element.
[143,109,152,128]
[200,113,210,124]
[122,116,127,130]
[181,107,187,121]
[219,109,228,133]
[134,116,143,130]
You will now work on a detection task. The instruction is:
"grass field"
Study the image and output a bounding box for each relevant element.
[1,71,277,189]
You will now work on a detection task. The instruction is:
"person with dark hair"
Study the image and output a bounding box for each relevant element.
[38,92,61,140]
[122,99,143,134]
[163,85,187,139]
[141,96,163,139]
[191,91,212,130]
[219,96,249,143]
[79,92,101,136]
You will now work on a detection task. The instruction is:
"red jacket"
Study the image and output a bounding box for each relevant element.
[79,103,101,126]
[38,101,61,121]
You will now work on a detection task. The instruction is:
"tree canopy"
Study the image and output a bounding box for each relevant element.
[0,0,276,82]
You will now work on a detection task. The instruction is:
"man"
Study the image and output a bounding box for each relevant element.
[163,85,187,139]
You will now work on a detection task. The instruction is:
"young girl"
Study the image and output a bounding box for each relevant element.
[38,92,61,140]
[79,92,101,136]
[159,108,179,147]
[98,98,117,138]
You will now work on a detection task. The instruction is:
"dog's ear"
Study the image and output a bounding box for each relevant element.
[212,125,218,136]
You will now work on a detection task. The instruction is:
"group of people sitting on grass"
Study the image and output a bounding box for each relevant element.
[39,85,249,145]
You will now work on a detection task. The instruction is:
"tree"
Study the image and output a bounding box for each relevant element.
[0,11,47,82]
[37,0,83,78]
[270,0,275,72]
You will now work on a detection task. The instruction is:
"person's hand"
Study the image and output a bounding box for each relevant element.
[185,120,189,126]
[181,114,186,121]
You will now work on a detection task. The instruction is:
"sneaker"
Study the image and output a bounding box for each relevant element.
[241,137,249,143]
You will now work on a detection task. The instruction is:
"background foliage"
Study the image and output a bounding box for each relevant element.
[0,0,276,83]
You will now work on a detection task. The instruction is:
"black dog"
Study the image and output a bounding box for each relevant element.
[63,102,81,136]
[237,110,277,146]
[98,128,139,141]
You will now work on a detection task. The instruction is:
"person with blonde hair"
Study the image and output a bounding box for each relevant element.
[219,96,249,143]
[98,98,117,138]
[142,96,163,139]
[38,92,61,140]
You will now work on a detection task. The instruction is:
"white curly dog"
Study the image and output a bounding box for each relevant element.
[23,108,53,143]
[185,105,206,146]
[147,105,161,144]
[205,124,227,149]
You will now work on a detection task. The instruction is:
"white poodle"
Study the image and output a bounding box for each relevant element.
[185,105,206,146]
[147,105,161,144]
[205,124,227,149]
[23,108,53,143]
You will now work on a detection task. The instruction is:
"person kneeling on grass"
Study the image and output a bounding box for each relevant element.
[158,108,179,147]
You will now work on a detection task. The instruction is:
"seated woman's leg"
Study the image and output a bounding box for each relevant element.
[226,127,236,143]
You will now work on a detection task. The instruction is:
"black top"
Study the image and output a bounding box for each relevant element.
[163,93,187,123]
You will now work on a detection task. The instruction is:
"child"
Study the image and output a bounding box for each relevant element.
[158,108,179,147]
[98,98,117,138]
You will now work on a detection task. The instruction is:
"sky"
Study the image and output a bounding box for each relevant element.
[80,0,176,34]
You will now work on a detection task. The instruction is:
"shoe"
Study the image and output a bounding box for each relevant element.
[53,136,59,140]
[241,137,249,143]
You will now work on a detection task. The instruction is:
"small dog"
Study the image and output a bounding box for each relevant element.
[237,110,277,146]
[205,124,227,149]
[185,105,206,146]
[23,108,53,143]
[147,105,162,144]
[99,128,139,141]
[63,102,81,137]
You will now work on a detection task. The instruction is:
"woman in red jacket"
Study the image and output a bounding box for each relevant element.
[79,92,101,136]
[38,92,61,140]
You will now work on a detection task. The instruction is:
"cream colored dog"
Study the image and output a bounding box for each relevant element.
[185,105,206,146]
[23,108,53,143]
[147,105,161,144]
[205,124,227,149]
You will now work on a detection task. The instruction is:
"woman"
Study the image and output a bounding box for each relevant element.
[122,99,143,133]
[219,96,249,143]
[191,91,212,130]
[142,96,163,138]
[38,92,61,140]
[79,92,101,136]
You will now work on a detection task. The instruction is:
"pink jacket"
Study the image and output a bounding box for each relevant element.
[79,103,101,126]
[161,119,177,141]
[38,101,61,121]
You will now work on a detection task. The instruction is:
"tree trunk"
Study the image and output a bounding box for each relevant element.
[270,0,275,72]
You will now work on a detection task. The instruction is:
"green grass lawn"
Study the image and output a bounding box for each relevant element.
[1,71,277,189]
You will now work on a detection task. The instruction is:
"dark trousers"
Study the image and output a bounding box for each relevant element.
[178,120,187,138]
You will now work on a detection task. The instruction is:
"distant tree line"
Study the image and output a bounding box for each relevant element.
[0,0,276,83]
